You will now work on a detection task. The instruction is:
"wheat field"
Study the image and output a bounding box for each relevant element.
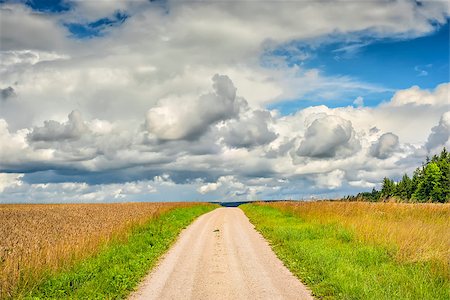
[0,202,197,298]
[266,201,450,277]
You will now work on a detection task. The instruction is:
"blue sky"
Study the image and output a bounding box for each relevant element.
[65,12,128,38]
[267,22,449,114]
[16,0,129,38]
[275,23,449,90]
[24,0,70,12]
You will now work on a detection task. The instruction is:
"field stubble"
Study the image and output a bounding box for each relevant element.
[0,202,197,298]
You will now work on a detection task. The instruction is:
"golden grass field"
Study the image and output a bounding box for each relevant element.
[0,202,198,298]
[266,201,450,278]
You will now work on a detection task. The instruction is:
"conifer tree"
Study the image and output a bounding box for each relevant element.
[351,147,449,203]
[437,148,450,201]
[381,177,396,199]
[413,162,442,202]
[396,174,412,200]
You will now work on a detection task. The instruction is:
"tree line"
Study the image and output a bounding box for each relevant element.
[346,148,450,203]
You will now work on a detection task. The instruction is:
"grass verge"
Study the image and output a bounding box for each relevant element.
[19,204,216,299]
[241,203,449,300]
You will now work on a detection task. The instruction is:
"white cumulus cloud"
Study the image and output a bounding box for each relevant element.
[296,115,360,159]
[146,75,244,141]
[370,133,400,159]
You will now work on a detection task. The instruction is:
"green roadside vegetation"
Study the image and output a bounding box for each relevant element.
[241,204,449,300]
[20,204,216,299]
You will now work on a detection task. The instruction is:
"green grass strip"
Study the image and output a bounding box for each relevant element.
[241,204,449,300]
[22,204,216,299]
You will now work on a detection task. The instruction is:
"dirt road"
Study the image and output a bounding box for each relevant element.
[130,207,312,300]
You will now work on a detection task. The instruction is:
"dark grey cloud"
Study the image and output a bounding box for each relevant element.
[19,163,223,186]
[296,115,360,158]
[370,132,400,159]
[369,126,380,134]
[142,126,223,156]
[0,86,15,101]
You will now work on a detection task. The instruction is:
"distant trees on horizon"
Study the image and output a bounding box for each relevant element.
[347,148,450,203]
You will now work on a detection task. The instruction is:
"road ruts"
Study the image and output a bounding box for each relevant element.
[130,207,313,300]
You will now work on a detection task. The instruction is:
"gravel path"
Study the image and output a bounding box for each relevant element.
[130,207,313,300]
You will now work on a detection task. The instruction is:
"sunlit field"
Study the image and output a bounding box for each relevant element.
[0,202,212,298]
[272,201,450,269]
[242,201,450,299]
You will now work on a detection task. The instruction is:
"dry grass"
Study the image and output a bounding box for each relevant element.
[266,201,450,277]
[0,202,198,298]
